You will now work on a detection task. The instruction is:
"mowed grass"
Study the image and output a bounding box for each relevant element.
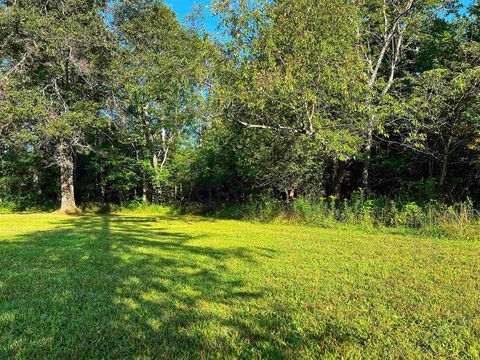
[0,213,479,359]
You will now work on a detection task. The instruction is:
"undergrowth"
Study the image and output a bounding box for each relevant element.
[2,195,478,240]
[207,195,480,240]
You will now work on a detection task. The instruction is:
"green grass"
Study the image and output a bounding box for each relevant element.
[0,212,479,359]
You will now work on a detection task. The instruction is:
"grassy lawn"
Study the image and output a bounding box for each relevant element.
[0,212,479,359]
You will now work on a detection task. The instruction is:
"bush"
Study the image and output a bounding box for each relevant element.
[0,196,55,213]
[393,202,425,228]
[0,200,16,213]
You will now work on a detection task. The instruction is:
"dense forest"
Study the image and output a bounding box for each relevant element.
[0,0,479,216]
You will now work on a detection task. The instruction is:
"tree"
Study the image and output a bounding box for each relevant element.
[402,13,480,194]
[111,0,209,202]
[0,0,113,212]
[211,0,367,199]
[356,0,454,191]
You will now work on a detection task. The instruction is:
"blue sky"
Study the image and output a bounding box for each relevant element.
[459,0,477,13]
[167,0,211,17]
[167,0,219,33]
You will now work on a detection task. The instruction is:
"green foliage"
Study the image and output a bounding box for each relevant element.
[1,0,480,215]
[2,1,480,357]
[199,195,479,240]
[110,0,210,202]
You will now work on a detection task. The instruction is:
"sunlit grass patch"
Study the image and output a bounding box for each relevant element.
[0,213,479,359]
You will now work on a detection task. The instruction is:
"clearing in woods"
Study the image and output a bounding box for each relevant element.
[0,212,479,359]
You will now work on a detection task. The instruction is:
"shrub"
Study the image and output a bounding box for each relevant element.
[0,200,16,213]
[393,202,425,228]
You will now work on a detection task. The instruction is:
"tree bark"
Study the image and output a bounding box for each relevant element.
[332,157,346,200]
[141,107,159,202]
[33,168,41,195]
[141,107,158,169]
[362,114,374,193]
[135,150,148,203]
[142,174,148,203]
[151,151,158,169]
[439,147,449,191]
[58,144,77,213]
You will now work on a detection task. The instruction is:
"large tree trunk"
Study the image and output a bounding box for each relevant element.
[58,145,77,213]
[141,107,160,203]
[135,150,148,204]
[141,107,158,170]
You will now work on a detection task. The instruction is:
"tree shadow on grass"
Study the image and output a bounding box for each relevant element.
[0,215,261,358]
[0,215,363,359]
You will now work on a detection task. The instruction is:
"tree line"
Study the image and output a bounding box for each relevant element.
[0,0,479,213]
